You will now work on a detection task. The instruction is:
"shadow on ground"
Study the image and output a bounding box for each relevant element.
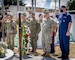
[8,55,57,60]
[42,57,56,60]
[23,55,32,59]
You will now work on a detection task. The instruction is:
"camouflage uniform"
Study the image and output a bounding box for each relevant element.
[42,9,55,53]
[21,13,30,26]
[22,20,29,26]
[1,15,16,50]
[29,19,40,52]
[42,18,55,53]
[4,20,16,50]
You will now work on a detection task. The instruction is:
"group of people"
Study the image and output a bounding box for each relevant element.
[41,5,72,60]
[21,10,57,56]
[22,5,72,60]
[0,5,72,60]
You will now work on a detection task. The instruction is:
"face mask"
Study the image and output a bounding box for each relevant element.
[60,10,63,12]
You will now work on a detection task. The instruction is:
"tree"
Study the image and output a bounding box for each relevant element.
[67,0,75,10]
[4,0,24,6]
[4,0,12,6]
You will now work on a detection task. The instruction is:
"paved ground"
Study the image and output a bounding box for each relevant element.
[8,55,58,60]
[8,55,75,60]
[6,43,75,60]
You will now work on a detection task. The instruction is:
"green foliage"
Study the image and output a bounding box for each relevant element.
[22,48,26,57]
[4,0,25,6]
[22,24,27,56]
[67,0,75,10]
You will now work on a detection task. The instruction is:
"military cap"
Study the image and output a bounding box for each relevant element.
[61,5,66,8]
[43,9,50,14]
[22,13,26,16]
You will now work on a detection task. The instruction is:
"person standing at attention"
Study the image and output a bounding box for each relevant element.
[42,9,55,57]
[55,5,72,59]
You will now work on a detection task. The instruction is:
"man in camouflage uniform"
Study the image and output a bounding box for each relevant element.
[42,9,55,57]
[21,13,28,25]
[29,13,40,53]
[2,14,16,50]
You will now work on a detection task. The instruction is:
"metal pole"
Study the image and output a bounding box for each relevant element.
[59,0,61,9]
[34,0,36,12]
[55,0,56,9]
[1,0,5,40]
[19,13,22,60]
[17,0,22,60]
[32,0,34,12]
[17,0,20,11]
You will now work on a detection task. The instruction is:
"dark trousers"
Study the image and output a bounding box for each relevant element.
[59,33,70,55]
[50,32,55,53]
[0,32,2,41]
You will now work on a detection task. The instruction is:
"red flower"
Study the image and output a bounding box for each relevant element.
[26,34,30,37]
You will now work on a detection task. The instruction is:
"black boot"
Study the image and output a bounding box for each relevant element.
[62,54,69,60]
[65,54,69,59]
[58,54,65,58]
[31,48,34,52]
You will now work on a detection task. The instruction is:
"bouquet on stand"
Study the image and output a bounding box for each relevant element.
[22,23,31,56]
[14,23,32,57]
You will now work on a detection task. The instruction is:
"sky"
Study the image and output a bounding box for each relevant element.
[23,0,69,9]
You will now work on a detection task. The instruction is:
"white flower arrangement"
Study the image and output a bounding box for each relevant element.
[0,42,7,58]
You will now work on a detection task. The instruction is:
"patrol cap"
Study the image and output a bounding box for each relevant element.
[60,5,66,9]
[22,13,26,16]
[43,9,50,14]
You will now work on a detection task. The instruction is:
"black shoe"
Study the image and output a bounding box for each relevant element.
[31,49,34,52]
[58,54,65,58]
[64,55,69,59]
[62,54,69,60]
[50,51,55,54]
[62,57,69,60]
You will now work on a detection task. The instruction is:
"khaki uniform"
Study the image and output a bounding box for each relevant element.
[42,18,55,53]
